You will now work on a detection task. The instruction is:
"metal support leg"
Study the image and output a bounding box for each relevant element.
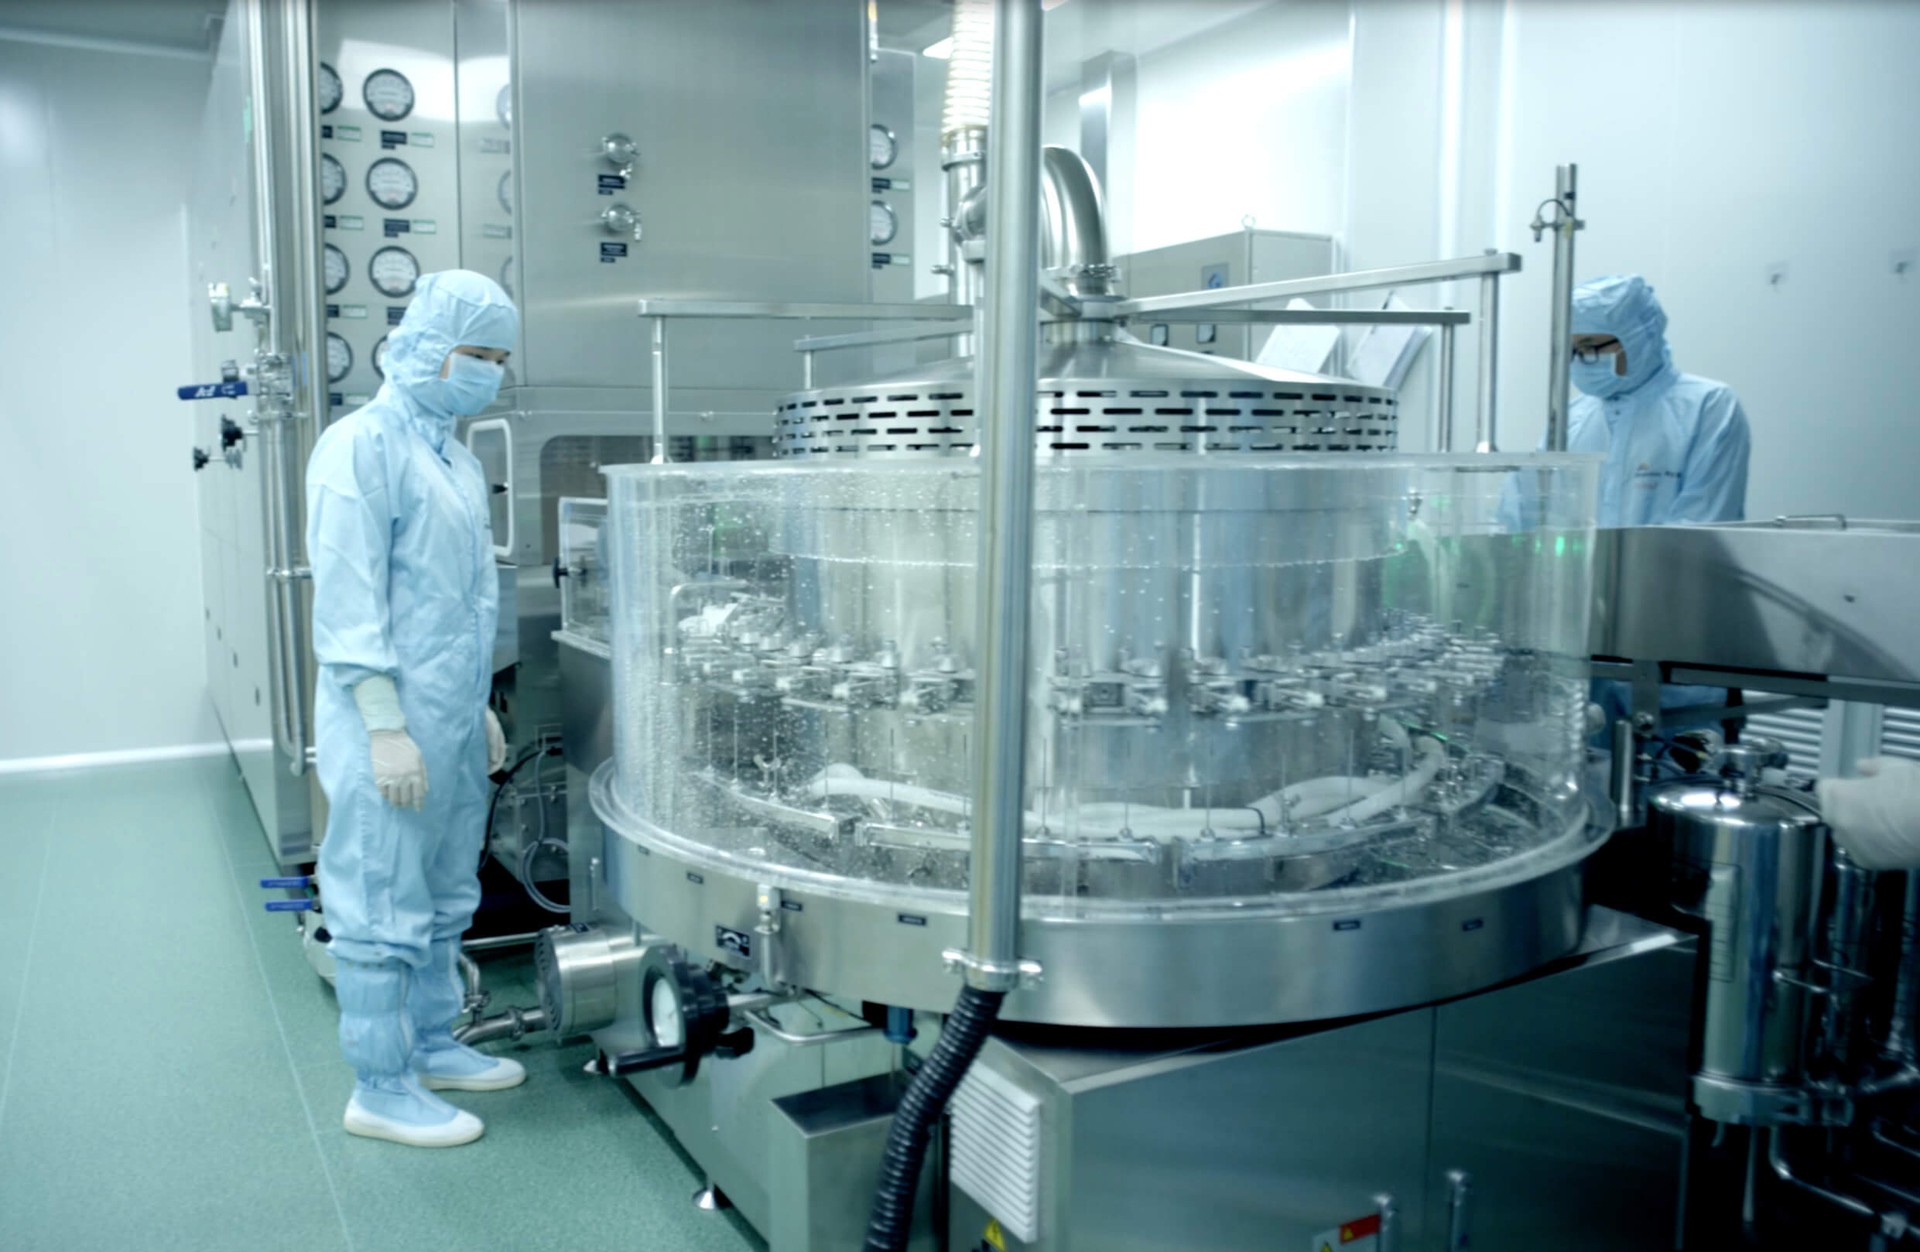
[1475,267,1499,452]
[650,316,671,464]
[1436,320,1456,453]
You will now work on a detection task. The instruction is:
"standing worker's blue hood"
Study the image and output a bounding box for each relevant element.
[1570,274,1674,400]
[378,269,519,445]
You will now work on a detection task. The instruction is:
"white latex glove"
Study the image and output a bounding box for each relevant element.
[1818,757,1920,871]
[484,707,507,775]
[369,729,429,810]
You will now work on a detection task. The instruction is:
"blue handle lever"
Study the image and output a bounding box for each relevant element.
[178,380,250,400]
[265,899,317,913]
[260,876,313,889]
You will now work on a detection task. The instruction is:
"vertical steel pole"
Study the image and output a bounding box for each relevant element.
[650,317,670,463]
[1545,163,1579,452]
[1475,268,1499,452]
[961,0,1044,992]
[1435,320,1457,453]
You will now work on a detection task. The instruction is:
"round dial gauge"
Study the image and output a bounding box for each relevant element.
[649,977,685,1049]
[372,335,389,378]
[495,83,512,128]
[364,157,418,211]
[499,256,514,299]
[319,153,346,204]
[323,243,349,295]
[868,123,896,170]
[318,62,342,114]
[326,332,352,383]
[497,170,513,216]
[361,68,415,121]
[868,200,897,247]
[368,246,420,298]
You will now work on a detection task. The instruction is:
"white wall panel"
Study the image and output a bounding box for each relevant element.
[0,38,216,763]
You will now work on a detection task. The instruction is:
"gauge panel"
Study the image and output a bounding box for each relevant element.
[323,243,349,295]
[369,246,420,298]
[320,153,346,205]
[362,68,415,121]
[326,333,353,383]
[372,335,389,378]
[365,157,418,211]
[495,83,512,128]
[497,170,513,216]
[318,62,342,114]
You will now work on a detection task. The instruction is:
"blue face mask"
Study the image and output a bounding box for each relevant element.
[433,352,505,416]
[1571,354,1633,400]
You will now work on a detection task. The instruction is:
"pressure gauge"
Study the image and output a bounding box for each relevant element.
[323,243,349,295]
[495,83,512,128]
[326,332,352,383]
[635,946,730,1086]
[320,153,345,205]
[868,123,897,170]
[362,68,415,121]
[372,335,389,378]
[364,157,418,211]
[497,170,513,216]
[499,256,514,299]
[368,246,420,298]
[868,200,897,247]
[318,62,342,115]
[649,977,685,1049]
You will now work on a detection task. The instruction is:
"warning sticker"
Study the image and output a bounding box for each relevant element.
[982,1219,1007,1250]
[1311,1212,1382,1252]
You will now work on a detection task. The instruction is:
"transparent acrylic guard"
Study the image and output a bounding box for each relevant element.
[556,496,611,646]
[599,455,1600,921]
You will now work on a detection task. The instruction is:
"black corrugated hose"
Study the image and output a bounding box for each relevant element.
[863,985,1005,1251]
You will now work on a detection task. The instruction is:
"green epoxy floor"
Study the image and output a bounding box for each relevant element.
[0,757,763,1252]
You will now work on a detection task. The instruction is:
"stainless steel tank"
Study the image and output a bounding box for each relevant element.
[1648,743,1825,1124]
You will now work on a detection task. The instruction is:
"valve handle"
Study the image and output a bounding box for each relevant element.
[178,380,250,400]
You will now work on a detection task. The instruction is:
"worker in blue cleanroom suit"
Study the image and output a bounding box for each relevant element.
[306,270,519,1148]
[1563,273,1750,527]
[1569,275,1751,725]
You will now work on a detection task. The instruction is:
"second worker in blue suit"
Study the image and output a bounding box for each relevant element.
[1564,273,1750,527]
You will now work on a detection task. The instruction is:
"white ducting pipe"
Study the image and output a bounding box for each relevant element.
[941,0,994,139]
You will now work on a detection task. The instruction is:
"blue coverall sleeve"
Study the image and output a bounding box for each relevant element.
[1668,388,1750,524]
[307,424,398,688]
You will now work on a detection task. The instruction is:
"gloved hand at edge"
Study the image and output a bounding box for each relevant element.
[1818,757,1920,872]
[484,707,507,775]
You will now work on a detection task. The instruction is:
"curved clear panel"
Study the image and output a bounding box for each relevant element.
[602,455,1599,921]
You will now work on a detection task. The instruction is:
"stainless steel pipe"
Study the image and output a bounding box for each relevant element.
[1038,146,1108,292]
[1544,164,1579,452]
[960,0,1044,994]
[1475,267,1499,452]
[650,317,670,462]
[1436,321,1457,452]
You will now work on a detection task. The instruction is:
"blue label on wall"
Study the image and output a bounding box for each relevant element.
[387,306,407,326]
[379,129,407,150]
[326,303,339,318]
[599,241,628,263]
[321,124,332,139]
[871,252,893,268]
[871,176,894,192]
[596,173,627,195]
[323,214,336,229]
[329,391,344,407]
[383,218,411,238]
